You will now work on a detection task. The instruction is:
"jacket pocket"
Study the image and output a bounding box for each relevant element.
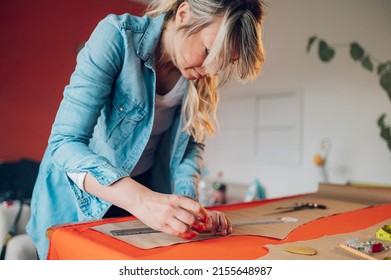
[104,92,147,150]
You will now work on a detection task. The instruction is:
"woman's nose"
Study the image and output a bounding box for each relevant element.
[195,66,209,78]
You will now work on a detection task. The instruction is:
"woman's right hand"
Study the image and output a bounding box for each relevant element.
[84,174,209,239]
[129,190,210,239]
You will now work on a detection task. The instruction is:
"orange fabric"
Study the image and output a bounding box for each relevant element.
[47,196,391,260]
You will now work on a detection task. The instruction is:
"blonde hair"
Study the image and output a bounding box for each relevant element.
[147,0,266,142]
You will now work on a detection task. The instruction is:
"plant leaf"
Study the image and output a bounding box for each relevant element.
[378,63,387,75]
[380,72,391,101]
[318,40,335,62]
[377,113,385,126]
[377,61,391,75]
[350,42,364,61]
[377,113,391,152]
[361,56,374,72]
[306,35,317,53]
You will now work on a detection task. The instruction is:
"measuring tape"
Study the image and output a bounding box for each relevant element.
[109,217,299,236]
[376,224,391,242]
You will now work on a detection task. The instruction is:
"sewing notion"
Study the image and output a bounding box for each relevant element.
[274,202,327,213]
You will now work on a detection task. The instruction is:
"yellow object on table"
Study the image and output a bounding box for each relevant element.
[283,246,317,256]
[376,225,391,242]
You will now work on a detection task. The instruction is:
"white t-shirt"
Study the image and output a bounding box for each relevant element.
[130,75,186,176]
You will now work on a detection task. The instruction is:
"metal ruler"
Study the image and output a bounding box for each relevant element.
[109,217,298,236]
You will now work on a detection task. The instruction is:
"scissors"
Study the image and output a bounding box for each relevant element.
[274,202,327,213]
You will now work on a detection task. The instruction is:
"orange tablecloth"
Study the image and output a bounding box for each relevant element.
[47,195,391,260]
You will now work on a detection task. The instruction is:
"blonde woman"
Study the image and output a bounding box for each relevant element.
[27,0,266,259]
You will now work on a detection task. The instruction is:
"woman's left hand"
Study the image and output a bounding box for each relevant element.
[204,209,233,236]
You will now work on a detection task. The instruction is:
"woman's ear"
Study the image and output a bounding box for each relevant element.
[175,1,191,25]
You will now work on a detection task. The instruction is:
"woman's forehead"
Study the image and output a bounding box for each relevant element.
[204,18,239,62]
[199,17,223,47]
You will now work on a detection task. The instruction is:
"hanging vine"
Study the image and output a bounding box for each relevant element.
[306,35,391,153]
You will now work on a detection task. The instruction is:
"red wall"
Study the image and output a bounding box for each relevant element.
[0,0,146,162]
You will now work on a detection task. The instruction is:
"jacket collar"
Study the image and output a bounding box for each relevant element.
[136,14,166,70]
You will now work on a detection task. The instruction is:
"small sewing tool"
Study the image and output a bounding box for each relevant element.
[274,202,327,213]
[109,217,299,236]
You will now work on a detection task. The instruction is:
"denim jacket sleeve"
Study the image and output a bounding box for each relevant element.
[172,136,205,200]
[48,16,129,186]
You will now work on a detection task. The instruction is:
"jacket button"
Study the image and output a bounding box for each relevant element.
[119,106,124,111]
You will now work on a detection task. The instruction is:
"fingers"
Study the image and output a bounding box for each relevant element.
[210,212,221,235]
[220,213,233,235]
[159,195,208,239]
[205,210,233,236]
[161,218,200,240]
[174,206,206,233]
[137,194,231,241]
[178,196,208,223]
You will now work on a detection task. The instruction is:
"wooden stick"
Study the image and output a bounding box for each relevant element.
[338,243,377,260]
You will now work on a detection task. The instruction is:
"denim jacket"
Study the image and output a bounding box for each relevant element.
[26,13,204,259]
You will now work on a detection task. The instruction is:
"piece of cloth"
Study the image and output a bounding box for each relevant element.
[45,195,391,260]
[1,202,36,259]
[4,234,37,260]
[26,13,204,260]
[0,158,39,202]
[92,183,391,249]
[91,194,369,249]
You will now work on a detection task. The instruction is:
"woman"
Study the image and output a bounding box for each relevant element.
[27,0,266,259]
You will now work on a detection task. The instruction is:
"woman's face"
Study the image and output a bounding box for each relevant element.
[172,3,222,80]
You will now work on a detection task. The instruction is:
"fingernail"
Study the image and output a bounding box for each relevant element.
[184,231,198,240]
[194,223,205,232]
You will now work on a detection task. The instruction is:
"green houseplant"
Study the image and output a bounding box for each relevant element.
[306,35,391,153]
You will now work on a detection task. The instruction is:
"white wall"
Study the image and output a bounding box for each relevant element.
[204,0,391,198]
